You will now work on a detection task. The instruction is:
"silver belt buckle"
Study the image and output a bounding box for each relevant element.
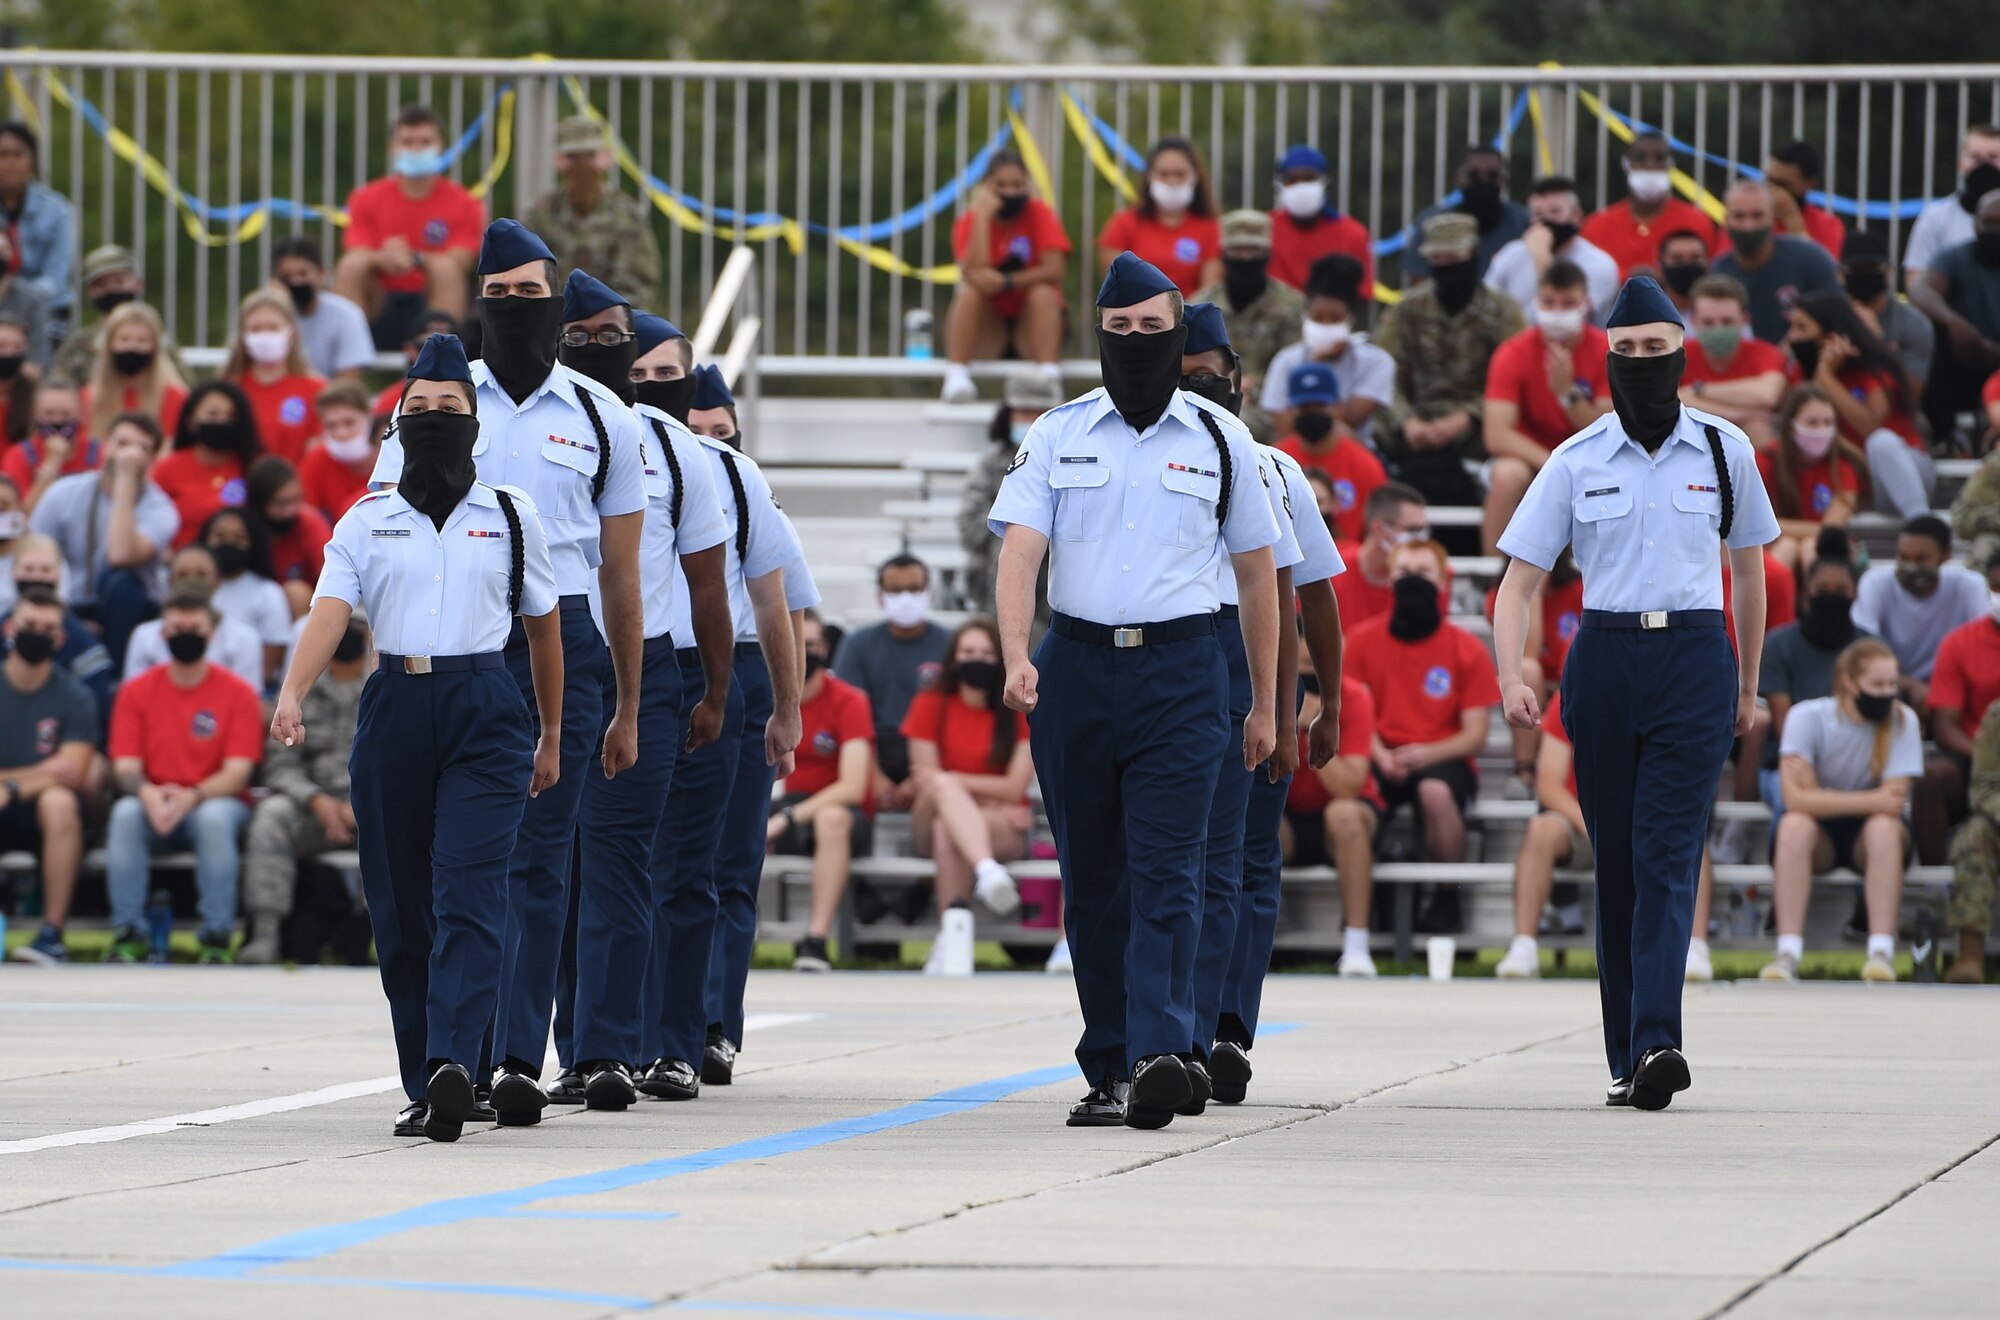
[403,655,434,675]
[1112,627,1145,649]
[1639,611,1670,631]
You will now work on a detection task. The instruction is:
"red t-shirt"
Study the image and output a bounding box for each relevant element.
[109,663,265,787]
[298,443,376,523]
[1755,447,1865,522]
[1276,436,1385,543]
[1266,209,1375,299]
[1287,676,1381,814]
[900,688,1030,797]
[1983,367,2000,411]
[1722,551,1797,650]
[1331,541,1394,628]
[232,371,327,466]
[1481,572,1585,682]
[267,504,332,589]
[1928,617,2000,741]
[951,200,1072,320]
[150,450,247,549]
[373,380,407,419]
[1541,691,1580,798]
[1,433,101,489]
[82,382,189,440]
[1579,197,1724,279]
[1344,615,1501,749]
[1788,359,1922,449]
[1484,325,1611,451]
[787,674,875,809]
[1684,335,1787,386]
[1778,204,1846,260]
[342,176,486,296]
[1097,209,1221,296]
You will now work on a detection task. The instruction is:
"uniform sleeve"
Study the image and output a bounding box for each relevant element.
[1220,428,1282,555]
[1495,448,1576,570]
[1282,461,1345,586]
[223,678,267,763]
[1258,454,1304,572]
[899,688,942,744]
[593,404,649,519]
[513,491,561,618]
[986,414,1058,538]
[729,459,785,582]
[1886,705,1927,782]
[1723,426,1782,550]
[369,429,406,485]
[776,516,820,611]
[670,434,730,557]
[313,509,366,609]
[1457,630,1503,710]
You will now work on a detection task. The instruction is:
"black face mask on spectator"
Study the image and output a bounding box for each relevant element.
[1459,178,1505,229]
[1960,163,2000,213]
[192,419,246,454]
[265,511,298,536]
[208,543,249,577]
[396,410,481,531]
[92,290,136,317]
[1388,574,1442,642]
[1431,260,1480,314]
[996,193,1029,221]
[1800,591,1856,648]
[1661,262,1706,298]
[1295,411,1335,443]
[636,376,698,425]
[166,630,208,664]
[1097,323,1190,434]
[1843,266,1888,302]
[0,353,21,380]
[285,281,316,314]
[333,624,369,663]
[1223,256,1268,310]
[1790,340,1821,378]
[1975,230,2000,269]
[9,628,56,665]
[479,295,563,403]
[956,659,1003,693]
[561,338,641,407]
[1606,349,1687,452]
[111,349,155,377]
[1179,373,1241,416]
[1854,691,1896,723]
[804,651,827,678]
[1545,221,1579,250]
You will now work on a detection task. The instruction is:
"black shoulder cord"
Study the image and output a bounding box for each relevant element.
[1702,423,1736,542]
[717,448,752,563]
[1195,408,1237,534]
[648,417,685,529]
[576,388,612,502]
[495,488,525,616]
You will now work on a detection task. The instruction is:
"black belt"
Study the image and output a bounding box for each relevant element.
[1052,611,1217,648]
[1581,609,1726,631]
[377,651,507,676]
[676,641,765,664]
[558,594,591,612]
[735,641,764,660]
[1216,604,1240,620]
[643,633,678,658]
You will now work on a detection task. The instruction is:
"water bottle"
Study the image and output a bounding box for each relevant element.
[903,308,934,360]
[147,889,175,964]
[938,902,975,977]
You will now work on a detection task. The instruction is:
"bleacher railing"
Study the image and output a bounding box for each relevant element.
[7,53,2000,360]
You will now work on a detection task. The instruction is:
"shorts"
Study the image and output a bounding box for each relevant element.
[1777,814,1913,871]
[1558,816,1595,870]
[1284,806,1331,867]
[1376,759,1476,818]
[769,792,873,858]
[0,800,43,855]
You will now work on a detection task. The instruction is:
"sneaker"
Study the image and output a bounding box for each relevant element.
[105,926,147,964]
[702,1033,737,1085]
[1860,953,1897,983]
[793,936,831,972]
[1043,937,1073,975]
[10,924,69,965]
[1337,948,1377,979]
[1684,941,1714,984]
[940,364,977,404]
[1759,952,1800,982]
[236,914,282,966]
[921,941,945,975]
[195,929,235,965]
[1495,942,1540,979]
[1503,767,1535,801]
[974,867,1020,917]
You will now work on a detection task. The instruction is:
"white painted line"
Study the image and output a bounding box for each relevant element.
[0,1012,820,1156]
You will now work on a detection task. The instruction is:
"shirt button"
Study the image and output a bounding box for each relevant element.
[1118,608,1127,616]
[430,608,438,615]
[1131,481,1140,488]
[1646,540,1654,547]
[1127,523,1135,530]
[1122,565,1131,572]
[1648,502,1656,509]
[434,575,442,582]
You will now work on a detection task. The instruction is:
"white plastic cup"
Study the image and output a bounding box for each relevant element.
[1426,936,1456,981]
[939,906,975,977]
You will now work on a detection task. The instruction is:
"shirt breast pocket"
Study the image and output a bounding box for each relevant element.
[642,469,674,505]
[538,435,600,522]
[1671,486,1722,563]
[1158,465,1221,549]
[1050,462,1111,542]
[1571,485,1634,569]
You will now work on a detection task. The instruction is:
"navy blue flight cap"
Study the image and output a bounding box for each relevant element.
[1605,275,1681,329]
[691,363,734,411]
[562,269,629,324]
[407,332,473,385]
[1277,144,1327,176]
[1182,302,1232,357]
[477,218,556,276]
[1096,251,1178,309]
[632,311,688,358]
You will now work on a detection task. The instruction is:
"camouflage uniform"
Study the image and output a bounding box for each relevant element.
[1371,281,1525,462]
[245,671,364,919]
[1191,277,1305,444]
[1950,448,2000,571]
[1948,700,2000,936]
[523,188,662,308]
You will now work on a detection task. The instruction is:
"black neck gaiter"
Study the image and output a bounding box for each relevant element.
[397,410,481,530]
[636,376,699,425]
[1607,348,1687,452]
[1388,575,1443,642]
[561,340,640,406]
[1097,323,1190,434]
[478,296,563,405]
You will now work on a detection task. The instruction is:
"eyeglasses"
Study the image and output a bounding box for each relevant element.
[560,328,636,349]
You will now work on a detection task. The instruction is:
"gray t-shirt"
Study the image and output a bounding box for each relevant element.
[1850,562,1990,680]
[832,620,949,782]
[1711,236,1842,344]
[1879,298,1936,387]
[1930,241,2000,339]
[1260,338,1399,420]
[0,662,98,770]
[27,472,181,606]
[294,290,376,377]
[1779,695,1924,803]
[1758,623,1879,767]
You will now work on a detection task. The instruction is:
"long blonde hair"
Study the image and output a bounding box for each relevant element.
[1833,637,1903,781]
[87,302,185,439]
[220,289,315,380]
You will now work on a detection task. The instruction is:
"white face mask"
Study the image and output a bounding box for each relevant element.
[0,509,24,538]
[1537,306,1587,341]
[1278,179,1326,219]
[881,589,930,630]
[1792,423,1837,460]
[1627,168,1673,203]
[1301,318,1351,356]
[1149,179,1196,213]
[244,327,292,365]
[322,432,375,464]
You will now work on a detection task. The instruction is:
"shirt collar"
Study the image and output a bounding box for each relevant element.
[1078,386,1207,439]
[472,358,569,411]
[375,482,498,522]
[1588,406,1709,458]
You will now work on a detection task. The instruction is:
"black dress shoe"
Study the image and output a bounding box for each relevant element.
[393,1102,428,1137]
[639,1058,700,1100]
[702,1034,737,1086]
[468,1085,497,1124]
[546,1067,587,1105]
[1065,1079,1130,1126]
[424,1063,475,1142]
[1605,1077,1632,1107]
[490,1068,547,1127]
[584,1061,638,1111]
[1178,1061,1211,1116]
[1209,1041,1252,1105]
[1629,1047,1691,1112]
[1125,1055,1190,1130]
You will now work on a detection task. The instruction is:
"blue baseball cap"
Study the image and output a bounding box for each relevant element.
[477,218,556,277]
[1288,361,1340,406]
[1277,144,1327,176]
[1605,275,1681,329]
[1182,302,1231,357]
[407,332,473,385]
[691,363,735,411]
[561,269,629,323]
[1096,251,1178,309]
[632,311,687,359]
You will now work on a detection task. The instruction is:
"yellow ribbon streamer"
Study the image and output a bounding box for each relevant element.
[1059,90,1137,205]
[1525,89,1556,178]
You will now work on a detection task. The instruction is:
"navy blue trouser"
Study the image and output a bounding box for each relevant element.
[1222,768,1292,1047]
[1030,628,1229,1085]
[350,660,532,1102]
[555,636,685,1069]
[495,603,606,1076]
[1190,615,1255,1060]
[1560,623,1736,1081]
[708,650,775,1049]
[642,646,748,1066]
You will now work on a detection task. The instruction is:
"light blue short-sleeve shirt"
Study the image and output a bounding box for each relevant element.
[1219,446,1304,607]
[1497,405,1779,613]
[589,406,730,642]
[1267,447,1347,589]
[667,437,807,645]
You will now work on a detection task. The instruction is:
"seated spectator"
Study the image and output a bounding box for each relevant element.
[0,314,34,453]
[0,121,68,347]
[1332,481,1428,628]
[1580,131,1722,279]
[1758,385,1865,576]
[54,245,189,386]
[124,545,265,691]
[219,290,325,465]
[151,379,262,549]
[1841,230,1934,397]
[902,619,1034,973]
[1193,209,1303,442]
[28,410,178,668]
[1946,701,2000,983]
[1401,144,1530,282]
[1712,179,1843,344]
[371,310,460,419]
[1786,290,1932,517]
[769,611,874,972]
[1903,125,2000,285]
[333,104,483,347]
[0,229,50,371]
[1955,430,2000,568]
[242,610,371,965]
[524,115,661,303]
[1096,136,1222,297]
[1925,553,2000,874]
[1275,362,1385,543]
[6,539,113,724]
[4,378,94,509]
[1654,230,1711,326]
[0,591,95,965]
[245,456,330,618]
[1343,539,1500,936]
[1266,144,1374,297]
[959,371,1059,618]
[1681,273,1789,446]
[1765,138,1847,259]
[1283,668,1381,978]
[940,150,1069,404]
[1375,214,1525,531]
[834,554,950,812]
[1853,515,1987,714]
[297,380,381,523]
[1758,543,1874,804]
[1259,253,1396,445]
[82,301,188,443]
[197,507,292,687]
[0,474,18,611]
[270,237,374,381]
[104,592,262,963]
[1761,638,1921,983]
[1909,188,2000,449]
[1482,176,1620,322]
[1480,260,1611,554]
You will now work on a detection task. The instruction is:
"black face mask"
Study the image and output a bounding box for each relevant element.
[111,348,155,377]
[332,623,369,664]
[1223,256,1268,311]
[560,339,641,406]
[1606,348,1686,452]
[92,290,136,317]
[1459,178,1505,228]
[804,651,827,679]
[285,281,316,314]
[1294,411,1335,443]
[636,375,698,426]
[1800,591,1856,649]
[478,295,563,403]
[956,659,1003,692]
[1728,225,1772,259]
[208,543,249,577]
[1661,262,1706,298]
[1790,339,1821,379]
[1843,267,1888,303]
[1854,691,1896,724]
[1431,260,1480,314]
[0,353,21,381]
[9,628,56,665]
[996,193,1029,221]
[1960,162,2000,213]
[265,514,298,536]
[396,409,481,530]
[1975,231,2000,269]
[1096,323,1190,434]
[1545,221,1579,250]
[1180,373,1241,416]
[192,420,244,454]
[166,630,208,664]
[1388,575,1443,642]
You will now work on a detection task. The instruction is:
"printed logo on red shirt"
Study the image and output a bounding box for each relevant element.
[220,478,247,506]
[1557,612,1580,642]
[1333,478,1356,511]
[1006,235,1033,263]
[1173,236,1200,264]
[423,219,450,247]
[280,396,308,427]
[191,710,218,739]
[812,729,837,756]
[1423,666,1453,699]
[1812,482,1833,515]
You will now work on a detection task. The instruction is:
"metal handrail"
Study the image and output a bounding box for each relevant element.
[689,246,757,364]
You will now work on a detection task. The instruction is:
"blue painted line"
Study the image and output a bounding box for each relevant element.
[503,1209,679,1222]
